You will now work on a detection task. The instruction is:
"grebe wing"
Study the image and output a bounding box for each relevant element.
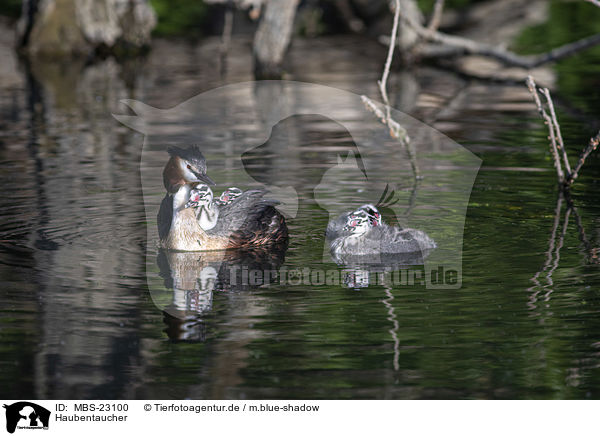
[211,189,280,236]
[326,211,352,241]
[157,193,173,240]
[365,225,435,253]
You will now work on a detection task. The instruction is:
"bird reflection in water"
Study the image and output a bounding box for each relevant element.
[158,244,287,342]
[336,249,432,290]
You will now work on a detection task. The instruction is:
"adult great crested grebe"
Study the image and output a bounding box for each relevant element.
[157,146,287,251]
[328,208,436,256]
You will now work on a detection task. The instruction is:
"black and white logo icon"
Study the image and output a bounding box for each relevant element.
[3,402,50,434]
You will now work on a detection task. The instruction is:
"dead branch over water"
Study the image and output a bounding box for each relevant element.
[526,75,600,188]
[570,132,600,185]
[526,73,599,306]
[362,0,409,147]
[361,0,419,179]
[526,76,566,184]
[395,0,600,68]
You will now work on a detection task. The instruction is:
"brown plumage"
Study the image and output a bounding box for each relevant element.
[226,204,288,249]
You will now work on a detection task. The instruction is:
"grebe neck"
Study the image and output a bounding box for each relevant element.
[172,184,192,212]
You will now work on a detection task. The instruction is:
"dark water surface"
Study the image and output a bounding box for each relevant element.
[1,28,600,399]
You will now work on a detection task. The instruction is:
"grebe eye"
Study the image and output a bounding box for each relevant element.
[187,164,192,170]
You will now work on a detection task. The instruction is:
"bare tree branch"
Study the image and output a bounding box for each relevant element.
[541,87,571,177]
[362,0,418,179]
[569,131,600,184]
[361,96,410,145]
[363,0,410,147]
[398,7,600,68]
[526,76,564,184]
[427,0,445,32]
[527,75,600,187]
[378,0,401,111]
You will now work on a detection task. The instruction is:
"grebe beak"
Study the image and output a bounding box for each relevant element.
[192,171,216,186]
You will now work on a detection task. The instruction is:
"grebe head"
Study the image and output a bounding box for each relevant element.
[163,145,215,193]
[216,187,243,205]
[343,210,372,236]
[186,184,214,209]
[357,204,382,226]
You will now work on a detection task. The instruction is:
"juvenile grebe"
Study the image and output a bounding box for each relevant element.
[329,209,436,256]
[326,203,383,241]
[215,187,243,206]
[186,184,288,247]
[186,184,217,230]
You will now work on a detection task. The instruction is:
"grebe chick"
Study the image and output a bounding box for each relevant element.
[215,187,243,206]
[326,204,383,241]
[329,210,436,256]
[186,184,218,230]
[185,184,288,248]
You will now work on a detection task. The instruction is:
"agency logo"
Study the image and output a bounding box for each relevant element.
[3,402,50,434]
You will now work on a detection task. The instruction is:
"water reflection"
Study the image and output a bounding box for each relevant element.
[527,190,600,316]
[332,250,432,269]
[2,24,600,398]
[333,237,433,289]
[157,246,286,341]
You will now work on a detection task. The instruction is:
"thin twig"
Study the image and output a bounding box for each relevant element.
[526,76,564,184]
[362,0,410,145]
[569,131,600,183]
[546,115,564,184]
[541,87,571,178]
[527,76,600,186]
[378,0,401,110]
[427,0,445,32]
[362,0,419,179]
[361,96,410,146]
[526,75,545,117]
